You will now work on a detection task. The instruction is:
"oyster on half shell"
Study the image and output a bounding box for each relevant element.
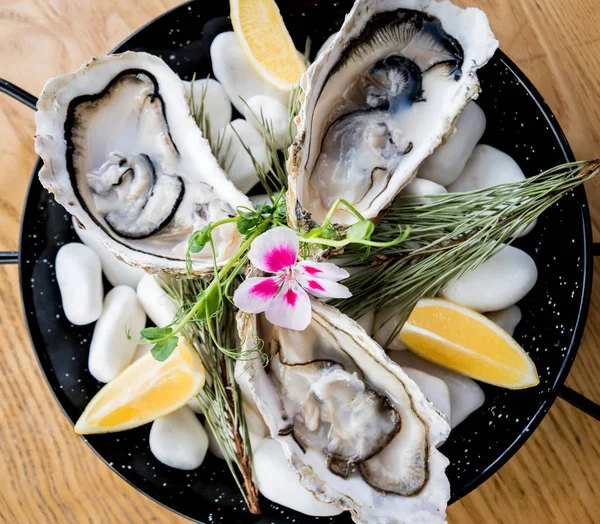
[237,300,451,524]
[287,0,498,227]
[35,51,252,275]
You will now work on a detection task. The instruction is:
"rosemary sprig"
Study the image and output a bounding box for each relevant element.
[157,276,261,514]
[332,159,600,341]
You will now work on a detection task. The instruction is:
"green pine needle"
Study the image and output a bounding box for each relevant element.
[332,159,600,342]
[157,276,261,512]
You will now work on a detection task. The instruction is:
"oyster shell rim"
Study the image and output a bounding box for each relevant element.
[286,0,500,230]
[236,299,452,523]
[34,51,253,276]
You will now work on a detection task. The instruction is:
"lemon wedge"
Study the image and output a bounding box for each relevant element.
[75,338,205,434]
[230,0,306,91]
[400,298,539,389]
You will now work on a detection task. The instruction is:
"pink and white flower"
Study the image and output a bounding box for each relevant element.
[233,227,351,330]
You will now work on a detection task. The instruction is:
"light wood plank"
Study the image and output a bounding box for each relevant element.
[0,0,598,522]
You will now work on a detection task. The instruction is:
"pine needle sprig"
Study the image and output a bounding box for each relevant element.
[158,276,261,514]
[333,159,600,339]
[232,36,309,196]
[189,74,234,172]
[231,85,302,196]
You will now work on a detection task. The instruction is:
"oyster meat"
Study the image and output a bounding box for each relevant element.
[237,300,451,523]
[35,51,252,275]
[288,0,498,227]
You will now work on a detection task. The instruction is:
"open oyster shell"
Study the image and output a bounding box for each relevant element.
[287,0,498,228]
[35,51,252,275]
[237,300,451,524]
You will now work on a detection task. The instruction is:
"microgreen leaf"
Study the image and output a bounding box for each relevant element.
[320,227,337,240]
[237,216,259,236]
[151,336,178,361]
[141,326,173,341]
[346,220,375,242]
[195,285,221,320]
[189,225,213,253]
[306,225,337,240]
[237,208,257,220]
[255,204,271,215]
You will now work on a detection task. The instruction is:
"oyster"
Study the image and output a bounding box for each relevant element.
[35,52,252,275]
[287,0,498,227]
[237,300,451,523]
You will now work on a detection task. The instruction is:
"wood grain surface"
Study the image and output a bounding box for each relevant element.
[0,0,599,522]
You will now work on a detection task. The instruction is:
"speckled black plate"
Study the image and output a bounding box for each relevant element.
[2,0,599,522]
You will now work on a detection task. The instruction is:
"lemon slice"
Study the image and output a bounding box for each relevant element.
[400,298,539,389]
[230,0,306,91]
[75,338,205,434]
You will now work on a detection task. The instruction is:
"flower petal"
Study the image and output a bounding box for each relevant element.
[249,227,299,273]
[297,260,350,282]
[233,277,281,314]
[265,282,311,331]
[297,274,353,300]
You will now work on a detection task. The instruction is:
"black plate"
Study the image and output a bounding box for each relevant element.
[16,1,593,523]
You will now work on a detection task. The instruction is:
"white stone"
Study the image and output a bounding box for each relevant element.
[244,402,269,440]
[390,351,485,427]
[55,243,104,325]
[419,102,486,186]
[401,367,451,422]
[243,95,290,146]
[183,78,232,143]
[254,439,343,517]
[149,407,208,470]
[219,119,270,194]
[486,305,522,336]
[373,312,407,351]
[88,286,146,383]
[249,194,271,208]
[132,344,151,362]
[356,310,375,335]
[73,217,145,289]
[447,144,536,237]
[136,273,178,328]
[187,395,202,414]
[399,177,447,204]
[448,144,526,192]
[210,32,289,114]
[440,244,537,312]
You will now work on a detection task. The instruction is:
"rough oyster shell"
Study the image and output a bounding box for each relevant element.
[35,51,252,275]
[287,0,499,228]
[237,300,451,524]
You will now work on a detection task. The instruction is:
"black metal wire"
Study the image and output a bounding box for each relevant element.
[0,80,37,266]
[0,79,38,110]
[559,386,600,421]
[0,252,18,264]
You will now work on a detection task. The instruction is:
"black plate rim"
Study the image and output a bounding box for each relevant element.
[448,52,592,500]
[16,2,593,520]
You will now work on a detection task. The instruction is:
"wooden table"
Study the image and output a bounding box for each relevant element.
[0,0,599,522]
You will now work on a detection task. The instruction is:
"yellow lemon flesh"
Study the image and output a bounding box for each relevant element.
[74,338,205,434]
[230,0,306,91]
[400,298,539,389]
